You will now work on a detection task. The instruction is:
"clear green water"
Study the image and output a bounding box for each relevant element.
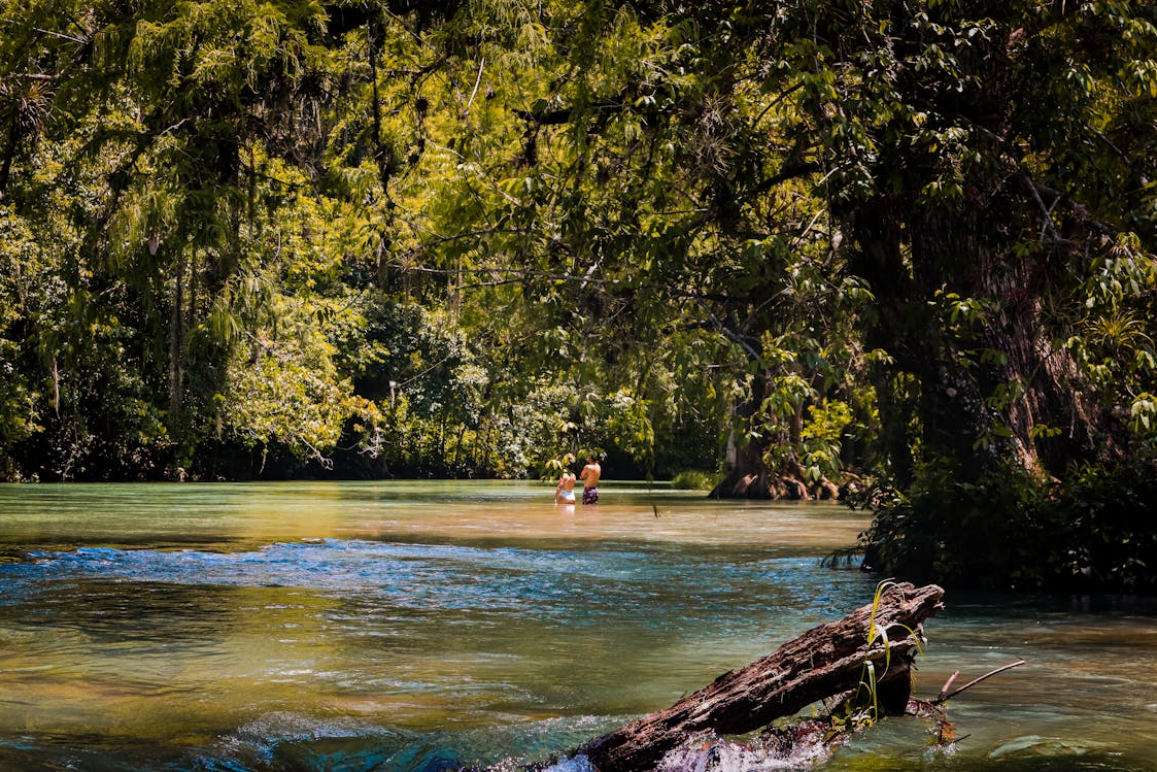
[0,481,1154,771]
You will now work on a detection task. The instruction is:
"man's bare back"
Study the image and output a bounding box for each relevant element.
[580,457,601,504]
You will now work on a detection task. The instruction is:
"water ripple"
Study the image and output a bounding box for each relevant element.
[3,540,873,631]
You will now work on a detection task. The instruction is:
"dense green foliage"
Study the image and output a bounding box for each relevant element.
[856,458,1157,593]
[2,0,1156,589]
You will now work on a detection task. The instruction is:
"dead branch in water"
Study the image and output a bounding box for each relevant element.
[935,660,1027,704]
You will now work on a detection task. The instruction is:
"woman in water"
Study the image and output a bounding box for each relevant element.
[555,468,576,504]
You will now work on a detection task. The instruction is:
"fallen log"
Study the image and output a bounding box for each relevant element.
[580,582,944,772]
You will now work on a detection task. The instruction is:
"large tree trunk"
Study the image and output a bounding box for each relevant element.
[832,12,1122,483]
[709,374,772,499]
[580,582,944,772]
[975,192,1115,473]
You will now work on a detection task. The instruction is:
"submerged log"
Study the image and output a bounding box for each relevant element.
[580,582,944,772]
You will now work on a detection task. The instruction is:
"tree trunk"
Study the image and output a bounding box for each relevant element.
[709,435,771,498]
[976,217,1112,473]
[829,12,1124,483]
[709,375,771,498]
[169,249,185,437]
[0,111,20,202]
[580,582,944,772]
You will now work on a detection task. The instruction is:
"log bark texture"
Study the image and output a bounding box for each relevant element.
[581,582,944,772]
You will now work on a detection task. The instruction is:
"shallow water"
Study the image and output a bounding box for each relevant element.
[0,481,1154,771]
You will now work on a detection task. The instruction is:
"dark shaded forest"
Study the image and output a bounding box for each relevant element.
[2,0,1155,591]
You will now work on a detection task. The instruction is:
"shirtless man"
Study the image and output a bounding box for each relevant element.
[579,455,601,505]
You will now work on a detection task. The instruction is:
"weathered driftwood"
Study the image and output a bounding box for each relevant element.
[580,582,944,772]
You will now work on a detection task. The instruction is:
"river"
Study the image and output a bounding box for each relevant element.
[1,481,1154,771]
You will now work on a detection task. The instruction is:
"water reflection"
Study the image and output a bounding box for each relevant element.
[1,482,1155,771]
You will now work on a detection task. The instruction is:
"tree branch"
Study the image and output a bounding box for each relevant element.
[934,660,1026,704]
[1019,174,1119,238]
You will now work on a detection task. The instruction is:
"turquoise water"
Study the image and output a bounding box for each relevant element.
[0,482,1154,771]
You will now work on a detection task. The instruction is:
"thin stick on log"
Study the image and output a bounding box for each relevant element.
[937,670,960,701]
[935,660,1026,704]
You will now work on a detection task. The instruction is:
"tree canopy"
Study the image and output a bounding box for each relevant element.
[2,0,1155,590]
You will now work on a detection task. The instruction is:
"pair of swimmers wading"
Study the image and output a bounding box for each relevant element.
[555,456,600,505]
